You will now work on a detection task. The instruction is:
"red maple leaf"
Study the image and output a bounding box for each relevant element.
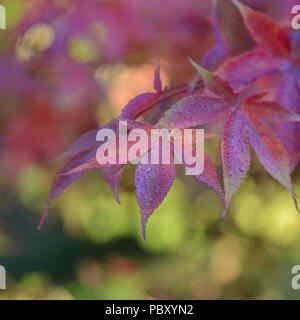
[216,0,300,172]
[159,59,300,217]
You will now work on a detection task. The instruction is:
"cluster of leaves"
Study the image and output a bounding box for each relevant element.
[43,0,300,240]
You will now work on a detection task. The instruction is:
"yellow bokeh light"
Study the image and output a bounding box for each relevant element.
[16,23,55,61]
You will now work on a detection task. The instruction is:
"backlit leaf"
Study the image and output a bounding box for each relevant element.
[232,0,291,57]
[135,152,176,241]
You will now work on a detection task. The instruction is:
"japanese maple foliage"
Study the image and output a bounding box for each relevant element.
[43,0,300,240]
[161,59,300,217]
[216,0,300,172]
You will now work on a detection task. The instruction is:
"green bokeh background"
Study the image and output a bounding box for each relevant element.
[1,160,300,299]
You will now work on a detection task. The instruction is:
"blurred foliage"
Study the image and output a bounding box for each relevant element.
[0,0,300,300]
[1,163,300,299]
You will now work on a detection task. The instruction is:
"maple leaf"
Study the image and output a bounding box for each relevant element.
[212,0,291,92]
[135,151,176,241]
[214,0,300,172]
[159,60,300,216]
[157,94,230,129]
[216,47,289,93]
[215,0,292,91]
[135,129,225,241]
[231,0,291,57]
